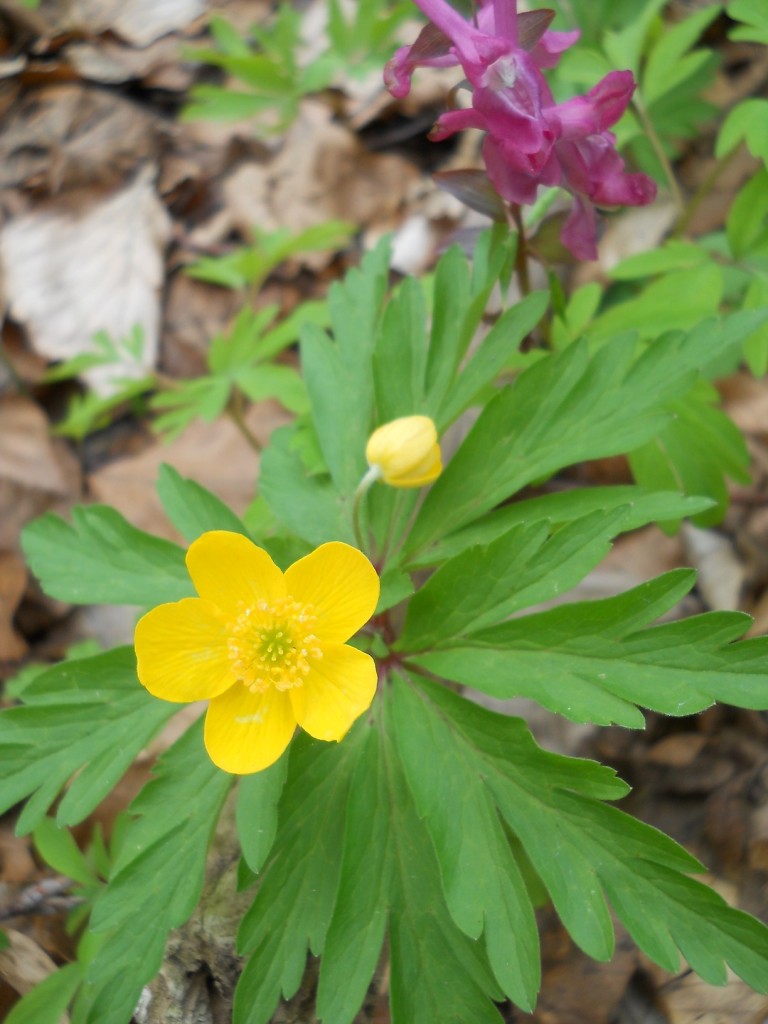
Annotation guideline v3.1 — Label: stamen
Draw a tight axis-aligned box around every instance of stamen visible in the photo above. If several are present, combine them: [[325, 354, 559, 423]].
[[227, 596, 323, 693]]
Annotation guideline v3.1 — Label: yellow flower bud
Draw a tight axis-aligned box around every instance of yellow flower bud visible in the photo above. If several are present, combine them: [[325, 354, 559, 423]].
[[365, 415, 442, 488]]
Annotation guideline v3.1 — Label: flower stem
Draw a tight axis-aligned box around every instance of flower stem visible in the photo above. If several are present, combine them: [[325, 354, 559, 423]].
[[227, 389, 262, 454], [632, 99, 683, 213], [352, 466, 381, 553], [509, 205, 531, 297]]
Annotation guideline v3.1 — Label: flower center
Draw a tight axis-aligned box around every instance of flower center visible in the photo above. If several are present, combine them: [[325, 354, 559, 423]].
[[483, 53, 518, 90], [227, 596, 322, 693]]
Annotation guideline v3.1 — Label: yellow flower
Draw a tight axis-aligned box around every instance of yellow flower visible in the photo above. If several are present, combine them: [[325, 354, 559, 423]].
[[365, 415, 442, 488], [134, 531, 380, 774]]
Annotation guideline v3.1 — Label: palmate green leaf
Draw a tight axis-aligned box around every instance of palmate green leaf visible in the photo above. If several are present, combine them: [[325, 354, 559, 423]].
[[318, 719, 504, 1024], [728, 0, 768, 43], [393, 674, 768, 987], [411, 569, 768, 729], [0, 648, 175, 833], [588, 266, 724, 342], [640, 4, 722, 107], [435, 291, 549, 428], [6, 964, 84, 1024], [234, 730, 365, 1024], [259, 424, 351, 545], [373, 276, 428, 422], [399, 507, 630, 651], [22, 506, 191, 606], [236, 755, 288, 873], [74, 719, 232, 1024], [302, 239, 389, 495], [414, 487, 714, 568], [403, 320, 733, 558], [717, 98, 768, 163], [629, 383, 750, 527], [157, 463, 249, 541], [389, 675, 541, 1010]]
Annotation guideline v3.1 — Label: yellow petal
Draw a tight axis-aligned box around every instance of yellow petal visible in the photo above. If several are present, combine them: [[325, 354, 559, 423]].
[[186, 531, 285, 615], [365, 415, 442, 487], [385, 442, 442, 487], [284, 542, 380, 643], [290, 643, 377, 741], [135, 598, 235, 702], [204, 683, 296, 774]]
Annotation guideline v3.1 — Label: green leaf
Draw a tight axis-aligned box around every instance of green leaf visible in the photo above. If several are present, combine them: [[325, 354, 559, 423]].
[[602, 0, 666, 73], [316, 726, 392, 1024], [0, 648, 175, 832], [716, 98, 768, 163], [234, 731, 364, 1024], [259, 424, 351, 545], [5, 963, 84, 1024], [742, 277, 768, 376], [34, 819, 98, 886], [588, 266, 724, 342], [728, 0, 768, 43], [236, 363, 309, 414], [22, 506, 191, 606], [404, 322, 731, 557], [373, 276, 428, 421], [301, 240, 389, 495], [390, 676, 540, 1009], [411, 569, 768, 728], [641, 4, 722, 107], [436, 291, 549, 427], [77, 719, 232, 1024], [236, 755, 288, 873], [417, 488, 714, 568], [157, 464, 249, 541], [399, 508, 630, 652], [381, 711, 505, 1024], [150, 376, 231, 439], [609, 240, 709, 281], [394, 672, 768, 987], [727, 170, 768, 258], [629, 383, 750, 526]]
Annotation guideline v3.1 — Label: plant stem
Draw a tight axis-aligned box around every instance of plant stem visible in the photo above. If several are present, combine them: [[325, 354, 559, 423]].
[[227, 389, 262, 454], [509, 205, 531, 297], [673, 144, 742, 238], [632, 99, 683, 213], [352, 467, 380, 553]]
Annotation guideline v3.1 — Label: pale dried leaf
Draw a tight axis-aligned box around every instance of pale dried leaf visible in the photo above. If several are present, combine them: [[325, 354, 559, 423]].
[[0, 396, 70, 493], [0, 550, 27, 660], [681, 524, 746, 611], [218, 101, 418, 257], [0, 166, 170, 393], [0, 86, 157, 193], [0, 930, 62, 1003], [88, 400, 290, 539], [48, 0, 207, 46]]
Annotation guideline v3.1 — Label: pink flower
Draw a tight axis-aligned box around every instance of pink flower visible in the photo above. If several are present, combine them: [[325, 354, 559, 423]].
[[385, 0, 657, 260]]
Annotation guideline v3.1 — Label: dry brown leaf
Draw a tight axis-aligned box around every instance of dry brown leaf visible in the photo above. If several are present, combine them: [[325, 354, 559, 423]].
[[65, 36, 197, 90], [681, 523, 746, 611], [0, 85, 158, 193], [215, 101, 419, 259], [21, 0, 206, 47], [0, 929, 63, 1011], [0, 165, 171, 393], [0, 395, 81, 550], [88, 400, 289, 540], [0, 395, 71, 493], [0, 550, 27, 661]]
